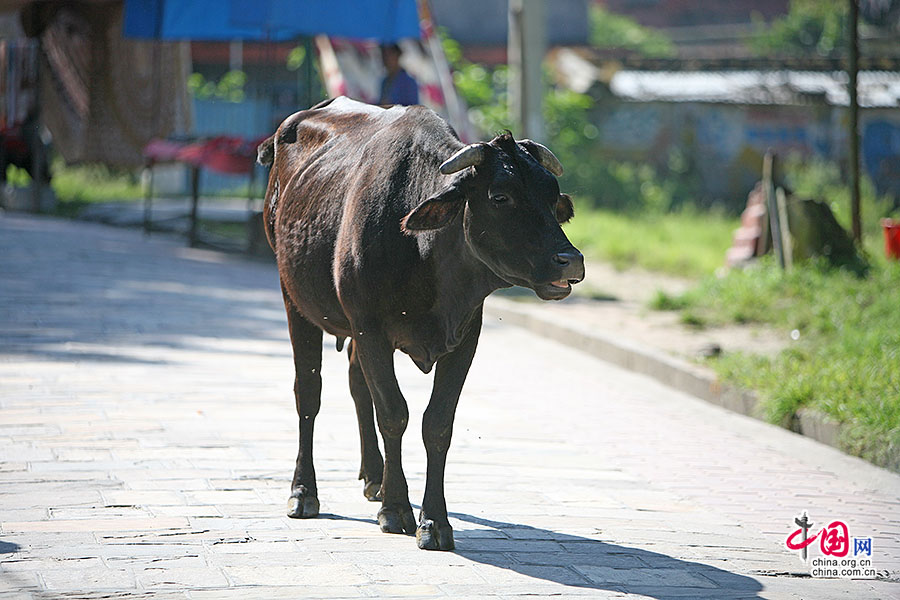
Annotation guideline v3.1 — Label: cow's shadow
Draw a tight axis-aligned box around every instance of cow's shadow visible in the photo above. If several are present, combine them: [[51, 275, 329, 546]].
[[447, 512, 764, 599]]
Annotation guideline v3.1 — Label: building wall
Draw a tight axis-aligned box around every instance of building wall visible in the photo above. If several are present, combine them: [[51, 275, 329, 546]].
[[428, 0, 590, 46], [592, 99, 900, 208], [600, 0, 788, 29]]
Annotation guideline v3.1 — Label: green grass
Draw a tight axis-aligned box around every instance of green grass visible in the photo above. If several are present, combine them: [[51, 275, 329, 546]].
[[564, 205, 738, 278], [663, 257, 900, 470], [50, 161, 144, 204]]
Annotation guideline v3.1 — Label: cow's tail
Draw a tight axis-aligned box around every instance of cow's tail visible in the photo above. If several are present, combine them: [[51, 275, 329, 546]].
[[258, 134, 278, 250], [257, 135, 275, 167]]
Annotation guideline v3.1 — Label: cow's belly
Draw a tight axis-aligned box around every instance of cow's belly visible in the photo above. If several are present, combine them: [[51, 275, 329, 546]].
[[276, 223, 351, 338]]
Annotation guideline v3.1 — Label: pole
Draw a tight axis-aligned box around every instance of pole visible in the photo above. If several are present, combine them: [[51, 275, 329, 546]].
[[508, 0, 546, 140], [30, 39, 44, 213], [188, 166, 200, 247], [304, 36, 314, 109], [848, 0, 861, 244], [764, 151, 785, 270]]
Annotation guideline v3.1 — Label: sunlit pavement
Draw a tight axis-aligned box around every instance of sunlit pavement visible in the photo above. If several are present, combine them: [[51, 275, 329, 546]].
[[1, 213, 899, 600]]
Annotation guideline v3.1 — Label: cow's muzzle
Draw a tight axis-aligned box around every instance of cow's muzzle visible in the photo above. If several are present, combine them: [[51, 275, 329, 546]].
[[534, 250, 585, 300]]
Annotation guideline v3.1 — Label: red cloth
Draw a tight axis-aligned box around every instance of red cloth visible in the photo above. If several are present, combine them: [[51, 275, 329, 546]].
[[143, 138, 187, 163], [143, 135, 267, 175]]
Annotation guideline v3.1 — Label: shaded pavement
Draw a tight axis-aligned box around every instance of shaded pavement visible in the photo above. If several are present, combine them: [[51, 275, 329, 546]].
[[1, 214, 899, 599]]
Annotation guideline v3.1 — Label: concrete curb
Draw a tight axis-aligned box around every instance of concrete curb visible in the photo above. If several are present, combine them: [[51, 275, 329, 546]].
[[483, 296, 857, 461]]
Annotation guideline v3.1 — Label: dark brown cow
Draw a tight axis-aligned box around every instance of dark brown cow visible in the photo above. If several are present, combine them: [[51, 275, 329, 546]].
[[258, 96, 584, 550]]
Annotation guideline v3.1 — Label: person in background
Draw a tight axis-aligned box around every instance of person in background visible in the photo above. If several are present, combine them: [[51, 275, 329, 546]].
[[379, 43, 418, 106]]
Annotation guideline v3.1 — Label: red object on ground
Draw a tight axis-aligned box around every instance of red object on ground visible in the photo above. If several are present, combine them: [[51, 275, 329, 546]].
[[884, 219, 900, 260], [143, 135, 266, 175], [198, 136, 263, 175], [142, 138, 188, 163]]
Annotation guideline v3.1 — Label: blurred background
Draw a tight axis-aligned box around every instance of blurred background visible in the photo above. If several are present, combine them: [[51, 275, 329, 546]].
[[1, 0, 899, 466]]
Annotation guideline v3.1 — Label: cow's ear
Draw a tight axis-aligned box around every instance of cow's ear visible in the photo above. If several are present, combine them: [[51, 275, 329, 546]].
[[401, 186, 465, 232], [556, 193, 574, 224]]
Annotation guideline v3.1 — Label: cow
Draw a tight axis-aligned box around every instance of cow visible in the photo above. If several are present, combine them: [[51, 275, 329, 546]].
[[258, 96, 584, 551]]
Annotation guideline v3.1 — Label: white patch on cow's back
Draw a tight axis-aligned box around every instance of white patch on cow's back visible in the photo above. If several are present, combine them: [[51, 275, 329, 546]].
[[326, 96, 407, 123]]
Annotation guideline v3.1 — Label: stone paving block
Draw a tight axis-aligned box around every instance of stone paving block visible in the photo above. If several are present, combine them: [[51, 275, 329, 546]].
[[470, 562, 592, 586], [40, 566, 137, 591], [95, 543, 205, 561], [207, 540, 297, 554], [573, 565, 719, 588], [1, 517, 189, 533], [867, 580, 900, 600], [357, 564, 488, 585], [187, 586, 366, 599], [330, 549, 477, 567], [209, 550, 332, 568], [358, 584, 442, 597], [183, 491, 262, 505], [507, 551, 647, 569], [437, 582, 624, 597], [136, 566, 230, 589], [2, 488, 103, 509], [106, 553, 208, 570], [223, 564, 369, 587], [48, 506, 152, 520], [102, 490, 187, 506], [0, 555, 104, 571], [148, 505, 223, 518], [452, 539, 565, 554], [127, 479, 212, 491]]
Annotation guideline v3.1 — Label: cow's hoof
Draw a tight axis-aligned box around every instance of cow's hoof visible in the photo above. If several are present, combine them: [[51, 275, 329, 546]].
[[377, 505, 416, 534], [287, 487, 319, 519], [416, 519, 455, 551], [363, 480, 382, 502]]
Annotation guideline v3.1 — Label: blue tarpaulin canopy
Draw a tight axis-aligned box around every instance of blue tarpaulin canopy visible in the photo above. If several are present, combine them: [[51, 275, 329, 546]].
[[123, 0, 420, 41]]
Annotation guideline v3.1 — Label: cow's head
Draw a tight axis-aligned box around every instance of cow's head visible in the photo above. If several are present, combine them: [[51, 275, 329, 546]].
[[402, 132, 584, 300]]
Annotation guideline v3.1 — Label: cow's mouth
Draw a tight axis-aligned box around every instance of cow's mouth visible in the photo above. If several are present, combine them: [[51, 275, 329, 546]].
[[534, 279, 576, 300]]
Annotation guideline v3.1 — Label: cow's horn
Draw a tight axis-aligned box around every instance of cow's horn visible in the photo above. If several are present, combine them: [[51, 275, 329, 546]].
[[520, 139, 564, 176], [440, 144, 485, 174]]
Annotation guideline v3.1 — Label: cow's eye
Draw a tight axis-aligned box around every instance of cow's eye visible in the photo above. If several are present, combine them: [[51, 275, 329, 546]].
[[491, 194, 510, 206]]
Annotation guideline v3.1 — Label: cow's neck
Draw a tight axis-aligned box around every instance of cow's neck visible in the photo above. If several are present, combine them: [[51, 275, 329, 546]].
[[430, 221, 509, 324]]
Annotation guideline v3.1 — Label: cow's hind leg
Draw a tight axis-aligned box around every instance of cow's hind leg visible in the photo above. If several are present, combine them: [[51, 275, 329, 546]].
[[417, 310, 482, 551], [347, 339, 384, 501], [352, 328, 416, 535], [282, 287, 324, 519]]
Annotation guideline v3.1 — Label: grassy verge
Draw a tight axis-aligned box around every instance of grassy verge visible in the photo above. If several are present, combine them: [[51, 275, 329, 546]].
[[655, 257, 900, 470], [564, 205, 738, 278], [48, 161, 144, 217]]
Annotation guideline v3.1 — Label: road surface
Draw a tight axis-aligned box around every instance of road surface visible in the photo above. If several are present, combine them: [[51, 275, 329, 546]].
[[1, 214, 898, 599]]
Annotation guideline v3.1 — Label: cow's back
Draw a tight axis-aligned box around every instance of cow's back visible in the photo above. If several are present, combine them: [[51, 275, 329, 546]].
[[262, 97, 462, 337]]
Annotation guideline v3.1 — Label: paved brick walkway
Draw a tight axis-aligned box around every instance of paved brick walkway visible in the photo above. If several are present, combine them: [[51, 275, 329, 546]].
[[1, 214, 899, 599]]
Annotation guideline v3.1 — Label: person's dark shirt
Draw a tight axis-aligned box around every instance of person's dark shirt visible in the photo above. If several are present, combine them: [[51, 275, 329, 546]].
[[380, 69, 418, 106]]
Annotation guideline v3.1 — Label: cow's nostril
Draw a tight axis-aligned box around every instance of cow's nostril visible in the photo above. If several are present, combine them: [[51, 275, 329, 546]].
[[552, 253, 572, 266]]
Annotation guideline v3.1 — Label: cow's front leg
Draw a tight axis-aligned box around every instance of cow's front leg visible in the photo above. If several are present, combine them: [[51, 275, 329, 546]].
[[353, 328, 416, 535], [418, 310, 482, 551], [282, 286, 324, 519]]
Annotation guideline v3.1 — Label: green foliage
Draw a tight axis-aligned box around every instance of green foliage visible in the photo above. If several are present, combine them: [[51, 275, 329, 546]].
[[750, 0, 849, 57], [5, 165, 31, 187], [444, 28, 698, 213], [188, 70, 247, 102], [51, 159, 143, 205], [665, 257, 900, 470], [286, 45, 307, 71], [784, 155, 899, 259], [562, 206, 738, 278], [650, 289, 690, 311], [786, 154, 897, 219], [589, 5, 676, 57]]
